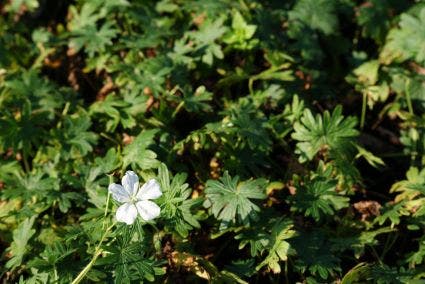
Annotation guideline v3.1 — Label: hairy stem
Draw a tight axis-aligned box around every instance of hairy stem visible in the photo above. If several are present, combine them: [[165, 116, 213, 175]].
[[360, 92, 367, 129], [405, 79, 414, 115], [71, 222, 116, 284]]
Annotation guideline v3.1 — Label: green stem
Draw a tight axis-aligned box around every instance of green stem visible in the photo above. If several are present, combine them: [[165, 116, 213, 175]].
[[62, 102, 70, 116], [56, 102, 70, 129], [381, 233, 398, 260], [379, 152, 412, 158], [100, 133, 120, 145], [53, 265, 58, 283], [238, 0, 250, 11], [71, 249, 103, 284], [172, 101, 185, 118], [284, 260, 289, 284], [360, 92, 367, 129], [248, 78, 254, 94], [405, 79, 414, 115], [102, 191, 111, 230], [22, 150, 30, 173], [71, 222, 116, 284], [369, 245, 383, 265]]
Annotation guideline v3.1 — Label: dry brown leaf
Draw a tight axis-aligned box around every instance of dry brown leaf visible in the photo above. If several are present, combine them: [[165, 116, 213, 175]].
[[354, 200, 382, 221], [122, 133, 134, 145]]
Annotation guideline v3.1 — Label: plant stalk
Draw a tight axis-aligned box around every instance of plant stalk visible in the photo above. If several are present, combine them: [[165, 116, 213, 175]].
[[360, 92, 367, 129], [71, 222, 116, 284], [405, 79, 414, 115]]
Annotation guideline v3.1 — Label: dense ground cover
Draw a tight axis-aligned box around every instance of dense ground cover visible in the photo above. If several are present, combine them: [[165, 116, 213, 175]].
[[1, 0, 425, 283]]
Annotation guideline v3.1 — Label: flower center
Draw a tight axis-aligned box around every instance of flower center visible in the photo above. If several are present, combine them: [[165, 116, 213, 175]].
[[130, 195, 138, 203]]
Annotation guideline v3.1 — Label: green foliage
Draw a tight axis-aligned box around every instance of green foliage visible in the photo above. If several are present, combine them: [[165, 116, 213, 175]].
[[255, 218, 296, 273], [292, 106, 359, 162], [168, 85, 213, 114], [356, 0, 392, 43], [289, 176, 349, 221], [289, 0, 338, 35], [157, 163, 202, 237], [70, 22, 118, 57], [292, 231, 341, 280], [341, 263, 423, 284], [89, 94, 142, 131], [107, 241, 161, 282], [6, 217, 36, 269], [223, 11, 258, 50], [175, 16, 227, 66], [1, 0, 425, 283], [204, 171, 267, 227], [53, 114, 98, 159], [122, 129, 159, 170], [381, 7, 425, 64]]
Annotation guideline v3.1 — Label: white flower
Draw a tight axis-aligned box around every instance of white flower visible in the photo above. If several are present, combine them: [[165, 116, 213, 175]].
[[108, 171, 162, 225]]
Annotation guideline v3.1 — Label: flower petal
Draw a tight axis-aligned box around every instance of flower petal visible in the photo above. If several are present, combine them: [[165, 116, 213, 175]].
[[136, 200, 161, 221], [136, 179, 162, 200], [122, 171, 139, 196], [108, 183, 130, 203], [116, 203, 138, 225]]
